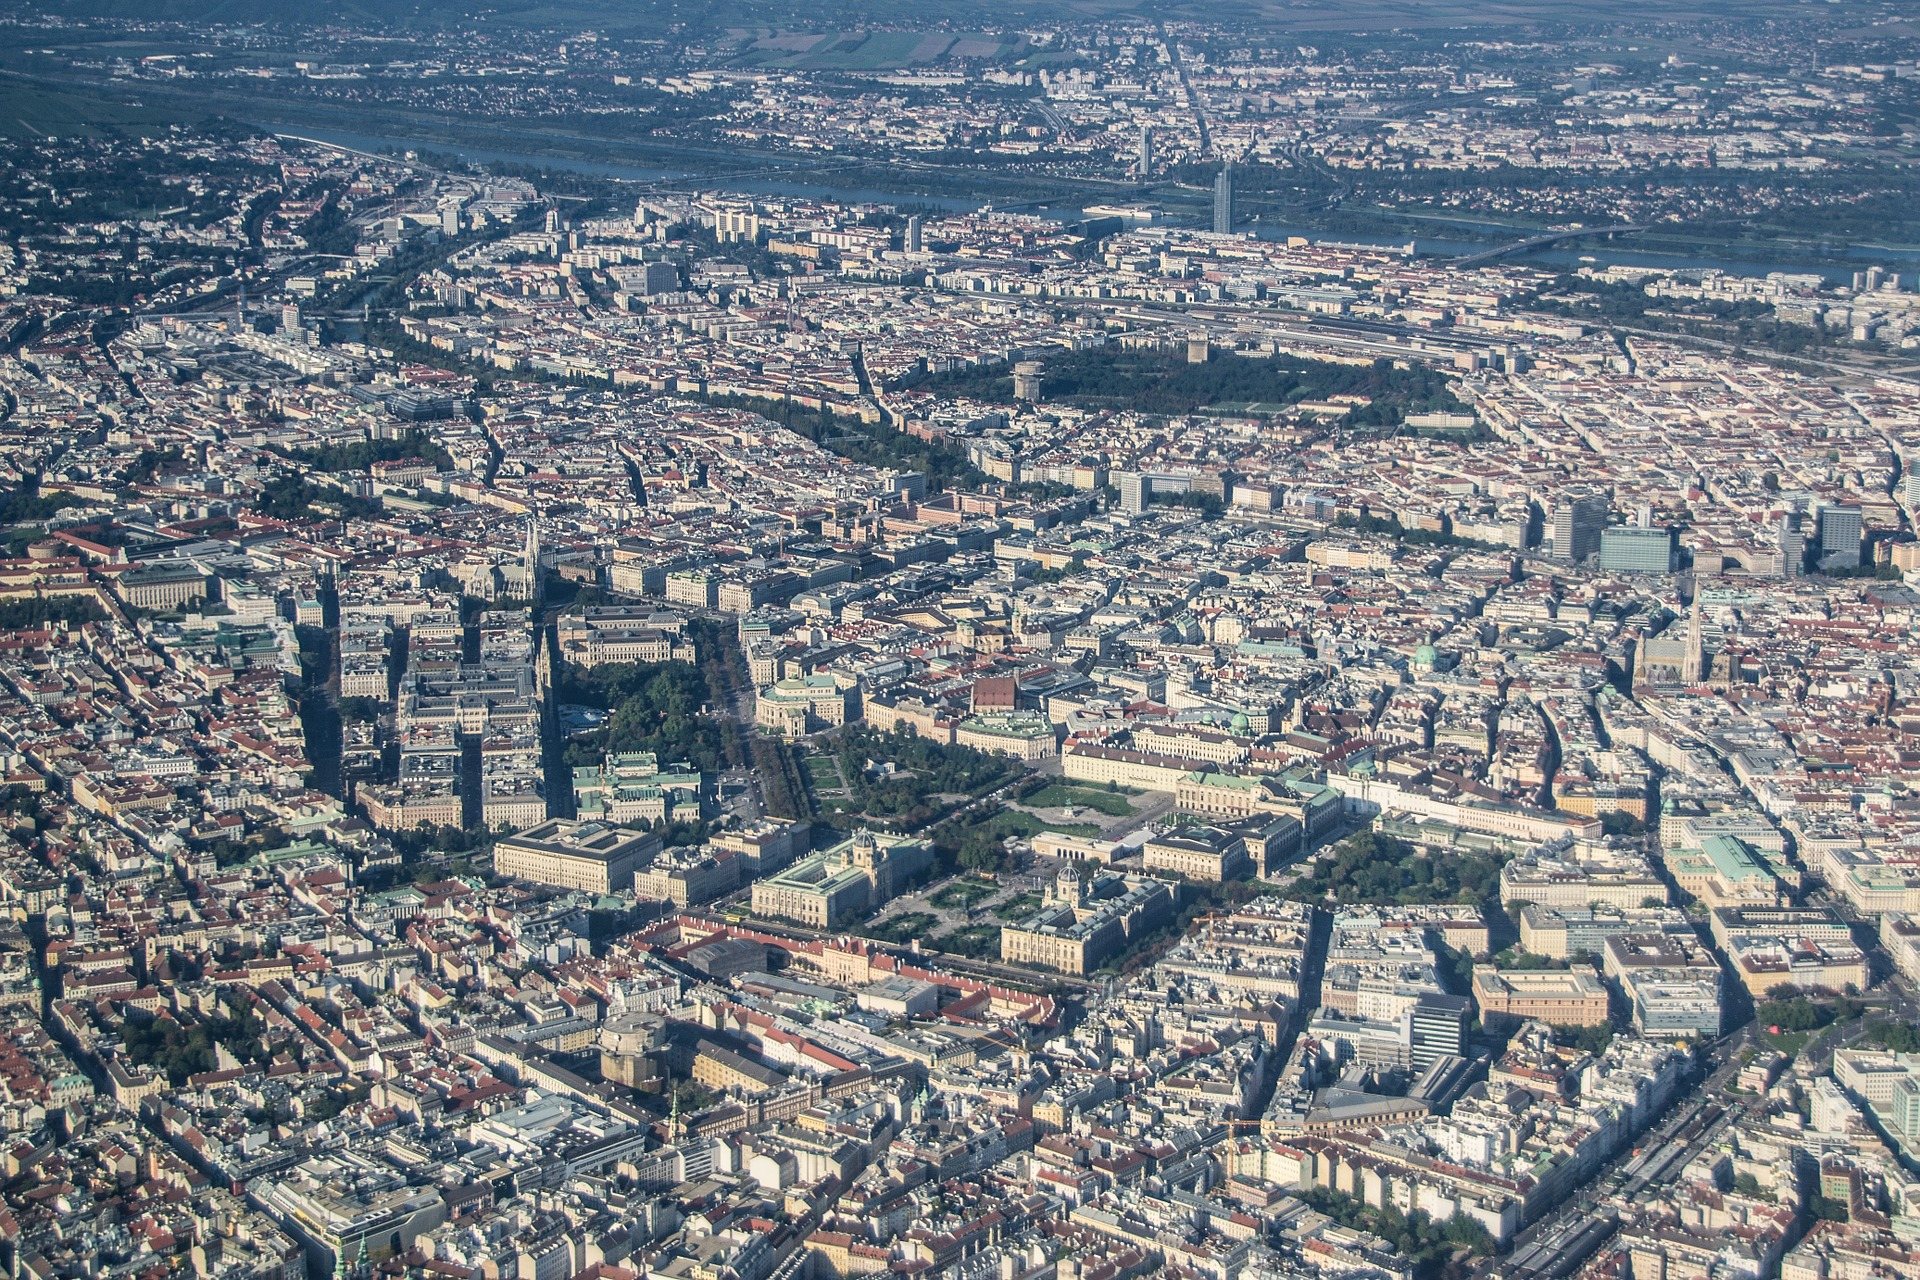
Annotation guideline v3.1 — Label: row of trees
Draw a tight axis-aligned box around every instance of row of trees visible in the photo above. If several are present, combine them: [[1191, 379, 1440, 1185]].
[[683, 618, 813, 823]]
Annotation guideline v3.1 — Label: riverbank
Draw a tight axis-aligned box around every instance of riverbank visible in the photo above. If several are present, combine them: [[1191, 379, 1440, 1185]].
[[257, 119, 1920, 286]]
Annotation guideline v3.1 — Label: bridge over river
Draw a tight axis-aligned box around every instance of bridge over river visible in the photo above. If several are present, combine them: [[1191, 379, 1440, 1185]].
[[1451, 223, 1648, 268]]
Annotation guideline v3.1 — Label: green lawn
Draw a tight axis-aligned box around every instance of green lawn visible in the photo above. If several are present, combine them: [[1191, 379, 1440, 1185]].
[[992, 892, 1044, 921], [934, 925, 1001, 959], [929, 880, 996, 911], [980, 810, 1101, 841], [1023, 784, 1136, 817], [804, 755, 845, 790], [866, 912, 938, 944], [1760, 1028, 1813, 1058]]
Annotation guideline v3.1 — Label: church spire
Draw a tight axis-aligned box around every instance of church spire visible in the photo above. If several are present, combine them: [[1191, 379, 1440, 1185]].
[[523, 518, 542, 603], [1682, 595, 1703, 685]]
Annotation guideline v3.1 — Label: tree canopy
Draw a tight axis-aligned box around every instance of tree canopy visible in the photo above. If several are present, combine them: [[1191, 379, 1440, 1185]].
[[917, 347, 1464, 425], [561, 659, 725, 773], [1285, 830, 1505, 908]]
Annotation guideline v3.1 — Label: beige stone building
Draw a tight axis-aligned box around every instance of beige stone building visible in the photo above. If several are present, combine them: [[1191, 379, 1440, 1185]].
[[756, 674, 855, 737], [492, 818, 661, 893], [1471, 967, 1611, 1027], [1000, 868, 1175, 975], [750, 829, 930, 928], [1141, 825, 1252, 882]]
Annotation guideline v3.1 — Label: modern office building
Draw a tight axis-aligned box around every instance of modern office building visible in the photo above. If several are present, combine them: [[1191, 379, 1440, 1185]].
[[1884, 913, 1920, 986], [1212, 161, 1234, 234], [1776, 516, 1805, 579], [1604, 932, 1723, 1039], [256, 1154, 448, 1277], [632, 259, 676, 295], [1551, 489, 1610, 562], [1626, 979, 1724, 1039], [1598, 524, 1677, 573], [1815, 502, 1864, 570], [1409, 993, 1471, 1068], [1518, 903, 1692, 959], [1883, 1068, 1920, 1147]]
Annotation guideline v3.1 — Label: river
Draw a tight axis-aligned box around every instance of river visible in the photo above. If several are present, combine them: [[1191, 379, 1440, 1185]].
[[289, 126, 1920, 284], [288, 127, 984, 213]]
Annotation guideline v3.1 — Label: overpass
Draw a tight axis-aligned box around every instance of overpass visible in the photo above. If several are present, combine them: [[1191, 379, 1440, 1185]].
[[1451, 223, 1647, 268]]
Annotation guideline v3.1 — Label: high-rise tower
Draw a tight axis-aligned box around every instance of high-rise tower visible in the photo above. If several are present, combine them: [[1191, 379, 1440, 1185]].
[[1212, 161, 1235, 234]]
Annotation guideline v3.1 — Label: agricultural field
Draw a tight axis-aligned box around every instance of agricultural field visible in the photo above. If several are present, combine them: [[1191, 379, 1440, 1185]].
[[0, 80, 191, 139], [732, 28, 1027, 69]]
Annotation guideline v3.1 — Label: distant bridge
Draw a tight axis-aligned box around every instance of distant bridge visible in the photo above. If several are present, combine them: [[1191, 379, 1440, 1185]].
[[1451, 223, 1648, 268]]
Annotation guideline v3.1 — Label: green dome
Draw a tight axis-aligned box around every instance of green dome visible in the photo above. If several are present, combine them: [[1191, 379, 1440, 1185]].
[[1230, 711, 1252, 733], [1413, 643, 1439, 667]]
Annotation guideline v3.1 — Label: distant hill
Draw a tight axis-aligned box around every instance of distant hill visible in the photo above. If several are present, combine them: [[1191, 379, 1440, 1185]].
[[8, 0, 1068, 32], [12, 0, 1831, 37]]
